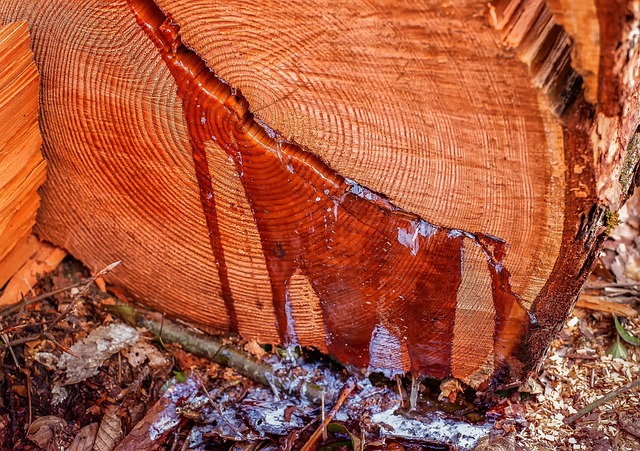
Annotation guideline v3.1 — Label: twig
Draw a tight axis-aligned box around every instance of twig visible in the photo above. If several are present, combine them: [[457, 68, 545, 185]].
[[199, 379, 243, 438], [43, 261, 120, 335], [285, 416, 320, 451], [23, 369, 32, 427], [106, 304, 329, 403], [1, 334, 20, 368], [0, 281, 88, 318], [564, 377, 640, 424], [321, 390, 327, 441], [300, 378, 357, 451], [116, 366, 150, 401], [0, 261, 121, 352], [410, 373, 421, 411], [584, 282, 640, 290], [565, 353, 599, 360], [396, 375, 404, 408], [576, 295, 637, 317]]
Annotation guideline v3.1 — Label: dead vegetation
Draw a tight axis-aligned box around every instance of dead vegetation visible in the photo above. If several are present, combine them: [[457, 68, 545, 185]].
[[0, 259, 490, 450], [1, 193, 640, 450]]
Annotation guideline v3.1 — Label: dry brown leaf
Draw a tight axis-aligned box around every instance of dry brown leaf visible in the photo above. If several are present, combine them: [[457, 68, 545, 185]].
[[114, 376, 200, 450], [438, 377, 463, 403], [519, 377, 544, 395], [619, 414, 640, 439], [11, 384, 27, 397], [26, 415, 66, 449], [473, 434, 517, 451], [121, 341, 168, 369], [57, 323, 139, 385], [95, 276, 107, 293], [94, 405, 123, 451], [244, 340, 267, 359], [68, 422, 98, 451]]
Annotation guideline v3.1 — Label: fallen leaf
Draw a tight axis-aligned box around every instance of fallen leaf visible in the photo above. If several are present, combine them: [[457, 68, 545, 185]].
[[122, 341, 168, 369], [94, 405, 123, 451], [27, 415, 66, 449], [327, 423, 363, 451], [11, 384, 27, 397], [57, 323, 139, 385], [68, 422, 99, 451], [607, 338, 628, 359], [439, 377, 463, 403], [619, 414, 640, 438], [244, 340, 267, 359]]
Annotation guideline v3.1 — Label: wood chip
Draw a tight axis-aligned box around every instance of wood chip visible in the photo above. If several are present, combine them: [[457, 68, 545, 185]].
[[576, 295, 637, 317], [0, 242, 66, 306]]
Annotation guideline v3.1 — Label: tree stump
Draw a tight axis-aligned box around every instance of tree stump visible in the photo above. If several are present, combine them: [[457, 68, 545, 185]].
[[1, 0, 639, 389]]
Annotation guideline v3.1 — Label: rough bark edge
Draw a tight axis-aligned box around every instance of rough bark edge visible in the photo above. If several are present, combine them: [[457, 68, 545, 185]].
[[489, 0, 640, 387]]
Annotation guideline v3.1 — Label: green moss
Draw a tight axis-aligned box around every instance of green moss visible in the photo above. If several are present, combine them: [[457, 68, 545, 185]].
[[604, 209, 621, 235]]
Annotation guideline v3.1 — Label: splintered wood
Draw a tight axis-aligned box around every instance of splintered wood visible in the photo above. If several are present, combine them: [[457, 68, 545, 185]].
[[0, 20, 45, 287]]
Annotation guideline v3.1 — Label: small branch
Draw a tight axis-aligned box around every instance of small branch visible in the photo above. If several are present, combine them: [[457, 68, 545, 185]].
[[199, 378, 243, 438], [44, 261, 120, 334], [576, 295, 637, 317], [300, 378, 357, 451], [564, 377, 640, 424], [0, 261, 121, 352], [0, 281, 87, 318], [585, 282, 640, 289], [105, 303, 331, 403]]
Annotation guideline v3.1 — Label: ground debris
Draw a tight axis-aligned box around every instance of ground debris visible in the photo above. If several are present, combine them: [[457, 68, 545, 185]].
[[4, 209, 640, 451], [501, 190, 640, 450], [619, 413, 640, 439], [68, 422, 99, 451], [26, 415, 67, 449], [55, 323, 139, 386], [1, 259, 492, 450], [95, 405, 124, 451]]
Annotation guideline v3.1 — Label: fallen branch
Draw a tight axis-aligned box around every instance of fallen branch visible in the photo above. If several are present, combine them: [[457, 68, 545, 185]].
[[564, 377, 640, 424], [105, 303, 331, 403], [300, 378, 357, 451]]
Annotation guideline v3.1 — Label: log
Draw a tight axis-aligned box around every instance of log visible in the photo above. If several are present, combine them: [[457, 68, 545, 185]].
[[1, 0, 639, 389], [0, 20, 45, 288]]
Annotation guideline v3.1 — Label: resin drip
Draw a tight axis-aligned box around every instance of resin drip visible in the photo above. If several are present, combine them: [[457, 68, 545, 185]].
[[127, 0, 529, 380]]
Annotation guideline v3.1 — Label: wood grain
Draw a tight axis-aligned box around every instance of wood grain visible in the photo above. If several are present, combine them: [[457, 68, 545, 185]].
[[153, 0, 566, 308], [0, 0, 639, 388], [0, 20, 45, 282]]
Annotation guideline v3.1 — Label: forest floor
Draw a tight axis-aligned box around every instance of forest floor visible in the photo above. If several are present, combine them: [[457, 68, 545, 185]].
[[1, 197, 640, 450]]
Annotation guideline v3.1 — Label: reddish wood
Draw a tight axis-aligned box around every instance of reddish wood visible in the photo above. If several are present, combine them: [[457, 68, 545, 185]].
[[0, 20, 45, 287], [1, 0, 639, 389]]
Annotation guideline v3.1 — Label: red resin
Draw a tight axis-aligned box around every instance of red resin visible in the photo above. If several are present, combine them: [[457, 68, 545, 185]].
[[127, 0, 528, 379]]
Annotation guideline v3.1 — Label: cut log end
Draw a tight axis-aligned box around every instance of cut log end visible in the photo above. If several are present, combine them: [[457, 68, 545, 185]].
[[1, 0, 639, 389]]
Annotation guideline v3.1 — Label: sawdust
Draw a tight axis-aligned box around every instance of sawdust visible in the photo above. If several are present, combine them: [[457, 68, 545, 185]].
[[502, 191, 640, 450]]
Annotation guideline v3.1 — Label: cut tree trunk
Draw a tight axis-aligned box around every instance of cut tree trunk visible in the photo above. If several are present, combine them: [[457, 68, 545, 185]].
[[1, 0, 639, 389]]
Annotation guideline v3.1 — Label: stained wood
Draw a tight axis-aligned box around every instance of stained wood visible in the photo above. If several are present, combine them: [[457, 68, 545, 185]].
[[0, 20, 45, 286], [0, 0, 638, 388]]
